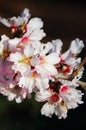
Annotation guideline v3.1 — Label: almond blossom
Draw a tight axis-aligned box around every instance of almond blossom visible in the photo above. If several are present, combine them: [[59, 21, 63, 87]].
[[53, 39, 84, 75], [35, 85, 83, 119], [60, 39, 84, 75], [0, 82, 30, 103], [0, 8, 85, 119], [0, 8, 30, 29], [35, 42, 60, 78], [18, 70, 49, 93], [20, 17, 46, 43], [8, 52, 31, 75]]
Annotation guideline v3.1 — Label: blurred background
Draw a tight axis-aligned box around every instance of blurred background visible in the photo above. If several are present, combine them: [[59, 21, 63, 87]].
[[0, 0, 86, 130]]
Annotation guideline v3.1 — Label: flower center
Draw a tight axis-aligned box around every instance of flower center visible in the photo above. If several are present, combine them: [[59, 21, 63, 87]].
[[62, 65, 70, 73], [39, 56, 46, 64], [31, 71, 38, 78], [21, 36, 29, 43], [50, 93, 59, 103], [18, 55, 31, 65], [61, 86, 68, 93], [3, 49, 10, 58]]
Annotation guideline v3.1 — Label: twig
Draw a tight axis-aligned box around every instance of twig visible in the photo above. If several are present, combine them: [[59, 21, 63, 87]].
[[56, 74, 86, 90], [77, 81, 86, 91], [71, 56, 86, 77], [55, 56, 86, 90]]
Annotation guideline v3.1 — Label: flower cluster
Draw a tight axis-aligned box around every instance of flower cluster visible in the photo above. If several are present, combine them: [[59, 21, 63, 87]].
[[0, 8, 85, 119]]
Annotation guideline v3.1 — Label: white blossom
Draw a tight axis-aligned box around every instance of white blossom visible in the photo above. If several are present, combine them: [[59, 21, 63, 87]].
[[0, 8, 85, 119], [20, 17, 46, 43], [8, 52, 31, 74], [35, 42, 60, 77], [0, 82, 29, 103], [36, 85, 83, 119], [18, 70, 49, 93], [52, 39, 63, 55], [0, 8, 30, 27], [69, 38, 84, 55]]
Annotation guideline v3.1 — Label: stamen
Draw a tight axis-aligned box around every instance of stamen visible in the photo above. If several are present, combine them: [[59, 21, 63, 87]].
[[50, 93, 59, 103]]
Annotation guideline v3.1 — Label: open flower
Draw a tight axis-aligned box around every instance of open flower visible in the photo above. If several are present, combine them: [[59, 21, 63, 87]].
[[59, 85, 83, 109], [60, 39, 84, 75], [0, 58, 29, 103], [20, 17, 46, 44], [35, 42, 60, 78], [35, 89, 67, 119], [0, 82, 29, 103], [18, 70, 49, 93], [8, 52, 31, 75], [0, 34, 21, 58], [35, 84, 83, 119], [0, 8, 30, 28]]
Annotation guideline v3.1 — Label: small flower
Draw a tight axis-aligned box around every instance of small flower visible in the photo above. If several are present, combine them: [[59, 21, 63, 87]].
[[35, 42, 60, 78], [54, 39, 84, 76], [20, 17, 46, 43], [0, 83, 29, 103], [69, 38, 84, 55], [0, 8, 30, 27], [52, 39, 63, 55], [35, 83, 83, 119], [18, 70, 49, 93], [8, 52, 31, 75], [35, 89, 67, 119], [60, 85, 83, 109]]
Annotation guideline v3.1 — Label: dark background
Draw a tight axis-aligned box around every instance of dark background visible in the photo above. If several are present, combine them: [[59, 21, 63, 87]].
[[0, 0, 86, 130]]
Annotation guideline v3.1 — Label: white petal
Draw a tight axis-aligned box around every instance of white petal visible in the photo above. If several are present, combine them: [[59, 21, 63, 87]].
[[35, 90, 51, 102], [29, 29, 46, 41], [0, 17, 11, 27], [28, 17, 43, 30], [1, 34, 9, 41], [15, 96, 22, 103], [44, 64, 58, 75], [40, 42, 53, 56], [8, 93, 16, 101], [55, 104, 67, 119], [36, 65, 50, 76], [41, 102, 55, 117], [35, 77, 49, 90], [21, 8, 30, 22], [9, 38, 20, 47], [9, 83, 15, 88], [45, 53, 60, 64], [70, 38, 84, 54], [52, 39, 63, 55], [8, 52, 22, 63], [24, 45, 34, 57], [19, 77, 34, 93]]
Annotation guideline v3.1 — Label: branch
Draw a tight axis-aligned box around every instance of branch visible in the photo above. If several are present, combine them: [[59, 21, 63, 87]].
[[56, 74, 86, 90], [71, 56, 86, 77], [77, 81, 86, 91]]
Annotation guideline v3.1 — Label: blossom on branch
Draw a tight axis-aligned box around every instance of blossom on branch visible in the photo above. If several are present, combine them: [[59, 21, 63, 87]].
[[0, 8, 86, 119]]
